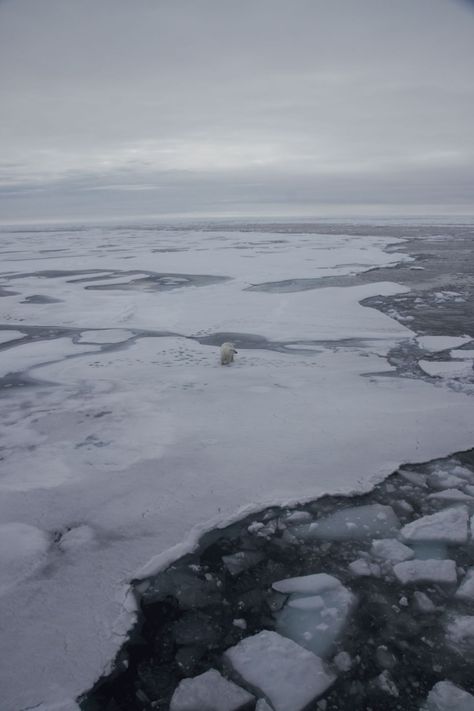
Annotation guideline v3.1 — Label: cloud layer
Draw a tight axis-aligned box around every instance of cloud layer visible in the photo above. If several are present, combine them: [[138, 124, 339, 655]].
[[1, 0, 473, 220]]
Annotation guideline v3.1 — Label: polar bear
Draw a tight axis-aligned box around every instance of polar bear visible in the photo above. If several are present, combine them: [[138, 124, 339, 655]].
[[220, 342, 238, 365]]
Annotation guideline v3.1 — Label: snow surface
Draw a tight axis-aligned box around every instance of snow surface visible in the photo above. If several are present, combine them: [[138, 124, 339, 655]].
[[422, 681, 474, 711], [0, 329, 24, 345], [1, 225, 474, 709], [370, 538, 414, 563], [169, 668, 254, 711], [223, 630, 335, 711], [0, 522, 50, 596]]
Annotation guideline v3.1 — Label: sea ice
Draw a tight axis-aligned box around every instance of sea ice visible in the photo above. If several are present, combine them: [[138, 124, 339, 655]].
[[169, 668, 254, 711], [445, 615, 474, 656], [77, 329, 135, 344], [456, 568, 474, 602], [400, 506, 469, 544], [0, 330, 24, 345], [418, 360, 474, 379], [222, 551, 264, 576], [413, 591, 436, 613], [422, 681, 474, 711], [292, 504, 400, 542], [0, 522, 50, 595], [273, 574, 355, 656], [255, 700, 274, 711], [428, 489, 474, 502], [393, 559, 457, 585], [224, 630, 336, 711], [428, 471, 468, 490], [450, 350, 474, 361], [398, 469, 428, 487], [58, 525, 96, 552], [348, 558, 381, 577], [416, 335, 472, 353], [370, 538, 414, 563]]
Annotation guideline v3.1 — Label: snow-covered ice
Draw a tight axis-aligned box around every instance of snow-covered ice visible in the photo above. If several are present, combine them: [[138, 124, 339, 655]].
[[223, 630, 336, 711], [445, 615, 474, 656], [400, 506, 469, 544], [422, 681, 474, 711], [455, 568, 474, 601], [419, 360, 474, 379], [0, 522, 50, 595], [169, 668, 254, 711], [1, 225, 474, 709], [416, 336, 472, 352]]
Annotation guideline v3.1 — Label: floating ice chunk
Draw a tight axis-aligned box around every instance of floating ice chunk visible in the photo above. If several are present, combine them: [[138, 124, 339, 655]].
[[456, 568, 474, 602], [416, 335, 471, 352], [393, 559, 457, 585], [169, 668, 254, 711], [429, 471, 470, 490], [413, 591, 436, 613], [292, 504, 400, 542], [428, 489, 474, 502], [419, 360, 474, 378], [222, 551, 264, 576], [284, 511, 313, 525], [77, 329, 134, 344], [371, 538, 414, 563], [333, 651, 352, 672], [348, 558, 381, 577], [256, 700, 274, 711], [233, 618, 247, 630], [399, 470, 427, 487], [450, 465, 474, 482], [0, 522, 50, 595], [422, 681, 474, 711], [400, 506, 468, 545], [450, 350, 474, 361], [224, 630, 335, 711], [445, 615, 474, 656], [273, 573, 342, 596], [59, 525, 96, 552], [373, 670, 399, 697], [274, 575, 355, 656]]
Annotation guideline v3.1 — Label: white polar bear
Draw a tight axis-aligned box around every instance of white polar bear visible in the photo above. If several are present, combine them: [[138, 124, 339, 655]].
[[220, 342, 238, 365]]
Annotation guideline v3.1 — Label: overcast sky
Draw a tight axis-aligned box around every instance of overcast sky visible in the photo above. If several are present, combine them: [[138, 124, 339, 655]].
[[1, 0, 473, 222]]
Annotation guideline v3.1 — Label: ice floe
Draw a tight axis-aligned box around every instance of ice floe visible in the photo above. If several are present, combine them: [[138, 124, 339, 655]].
[[0, 522, 50, 595], [400, 506, 469, 544], [292, 504, 400, 542], [273, 574, 355, 656], [422, 681, 474, 711], [393, 559, 457, 585], [169, 668, 254, 711], [419, 360, 474, 379], [224, 630, 335, 711], [456, 568, 474, 601], [416, 335, 472, 352]]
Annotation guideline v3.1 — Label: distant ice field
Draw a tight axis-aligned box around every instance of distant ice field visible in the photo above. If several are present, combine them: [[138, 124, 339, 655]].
[[0, 221, 473, 710]]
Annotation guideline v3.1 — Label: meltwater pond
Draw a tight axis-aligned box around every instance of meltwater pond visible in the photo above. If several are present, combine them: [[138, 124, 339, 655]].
[[82, 449, 474, 711]]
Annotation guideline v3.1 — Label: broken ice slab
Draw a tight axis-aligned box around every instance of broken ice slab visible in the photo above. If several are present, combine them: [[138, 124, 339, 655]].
[[393, 559, 457, 585], [348, 558, 381, 578], [421, 680, 474, 711], [400, 506, 469, 545], [138, 567, 222, 609], [413, 590, 436, 613], [370, 538, 414, 563], [428, 489, 474, 502], [291, 504, 400, 541], [456, 568, 474, 602], [445, 615, 474, 657], [428, 471, 469, 490], [169, 668, 255, 711], [272, 573, 355, 657], [398, 469, 427, 487], [256, 700, 274, 711], [223, 630, 335, 711], [222, 550, 264, 576]]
